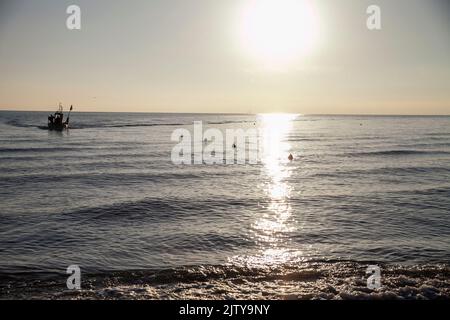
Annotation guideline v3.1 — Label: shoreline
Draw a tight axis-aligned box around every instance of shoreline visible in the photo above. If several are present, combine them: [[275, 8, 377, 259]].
[[1, 261, 449, 300]]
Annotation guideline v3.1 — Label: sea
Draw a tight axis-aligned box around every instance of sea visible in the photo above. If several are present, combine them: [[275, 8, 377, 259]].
[[0, 111, 449, 299]]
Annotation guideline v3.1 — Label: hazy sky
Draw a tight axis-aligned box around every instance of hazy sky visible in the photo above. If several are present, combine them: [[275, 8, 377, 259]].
[[0, 0, 449, 114]]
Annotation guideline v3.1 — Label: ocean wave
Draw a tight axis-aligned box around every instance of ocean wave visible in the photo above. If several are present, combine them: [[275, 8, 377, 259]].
[[0, 261, 448, 299], [58, 196, 259, 223], [8, 119, 255, 130], [94, 123, 186, 129], [0, 171, 210, 188], [403, 186, 450, 197], [5, 120, 37, 128], [207, 120, 255, 125], [33, 123, 187, 130], [343, 150, 450, 157], [0, 146, 137, 153], [310, 166, 450, 178], [425, 132, 450, 137]]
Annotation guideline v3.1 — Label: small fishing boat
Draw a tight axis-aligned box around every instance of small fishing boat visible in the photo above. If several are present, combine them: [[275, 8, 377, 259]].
[[48, 103, 73, 131]]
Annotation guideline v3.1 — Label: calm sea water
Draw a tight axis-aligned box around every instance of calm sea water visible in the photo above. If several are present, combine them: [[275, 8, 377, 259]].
[[0, 111, 449, 299]]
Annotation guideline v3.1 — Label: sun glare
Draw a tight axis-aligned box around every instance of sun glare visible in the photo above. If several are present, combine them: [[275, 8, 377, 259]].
[[239, 0, 319, 69]]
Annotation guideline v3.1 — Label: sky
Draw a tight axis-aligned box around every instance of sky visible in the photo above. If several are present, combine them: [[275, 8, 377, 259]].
[[0, 0, 449, 114]]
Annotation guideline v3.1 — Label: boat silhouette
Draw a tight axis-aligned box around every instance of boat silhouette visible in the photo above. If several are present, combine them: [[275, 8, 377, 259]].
[[48, 103, 73, 131]]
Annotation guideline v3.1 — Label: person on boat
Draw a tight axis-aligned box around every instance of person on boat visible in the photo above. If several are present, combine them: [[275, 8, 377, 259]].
[[48, 114, 55, 125], [55, 113, 62, 126]]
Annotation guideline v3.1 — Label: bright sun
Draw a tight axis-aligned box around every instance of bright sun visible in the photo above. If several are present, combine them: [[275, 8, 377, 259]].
[[239, 0, 319, 68]]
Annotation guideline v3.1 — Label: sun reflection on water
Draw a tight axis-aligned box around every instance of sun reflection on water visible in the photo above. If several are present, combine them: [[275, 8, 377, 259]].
[[230, 113, 303, 267]]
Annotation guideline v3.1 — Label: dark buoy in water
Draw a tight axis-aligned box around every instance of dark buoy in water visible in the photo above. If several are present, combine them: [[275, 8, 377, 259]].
[[288, 153, 293, 161], [232, 143, 237, 149]]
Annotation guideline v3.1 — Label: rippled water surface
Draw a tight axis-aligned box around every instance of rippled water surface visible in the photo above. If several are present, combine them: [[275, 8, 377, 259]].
[[1, 112, 449, 286]]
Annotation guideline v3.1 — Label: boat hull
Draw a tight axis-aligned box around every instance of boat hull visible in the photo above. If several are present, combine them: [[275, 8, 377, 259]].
[[48, 123, 69, 131]]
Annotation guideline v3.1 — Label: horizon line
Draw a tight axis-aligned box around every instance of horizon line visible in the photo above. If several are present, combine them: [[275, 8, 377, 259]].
[[0, 109, 449, 117]]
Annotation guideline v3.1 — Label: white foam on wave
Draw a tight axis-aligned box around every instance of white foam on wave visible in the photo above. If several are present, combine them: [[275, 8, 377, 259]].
[[2, 262, 448, 300]]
